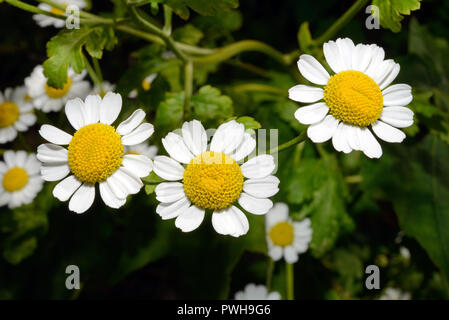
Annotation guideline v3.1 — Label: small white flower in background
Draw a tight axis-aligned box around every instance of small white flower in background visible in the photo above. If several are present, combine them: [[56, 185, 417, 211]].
[[91, 81, 116, 98], [125, 143, 158, 159], [289, 37, 414, 159], [153, 119, 279, 237], [0, 87, 37, 144], [400, 246, 411, 260], [379, 288, 411, 300], [0, 151, 43, 209], [33, 0, 87, 28], [266, 203, 312, 264], [25, 65, 90, 113], [141, 73, 158, 91], [37, 93, 154, 214], [234, 283, 281, 300]]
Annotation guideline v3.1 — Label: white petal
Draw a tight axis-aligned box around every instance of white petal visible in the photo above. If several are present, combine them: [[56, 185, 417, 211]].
[[53, 175, 81, 201], [238, 192, 273, 215], [110, 167, 143, 195], [284, 246, 299, 264], [357, 127, 382, 159], [181, 119, 207, 156], [175, 205, 205, 232], [24, 154, 41, 175], [382, 84, 413, 107], [268, 246, 283, 261], [288, 85, 324, 103], [116, 109, 146, 136], [81, 94, 101, 125], [243, 176, 280, 198], [41, 163, 70, 181], [364, 44, 386, 78], [323, 40, 345, 73], [99, 181, 126, 209], [210, 120, 245, 154], [68, 183, 95, 214], [155, 182, 185, 203], [266, 202, 289, 229], [332, 122, 352, 153], [99, 92, 122, 125], [121, 123, 154, 146], [212, 206, 249, 237], [241, 155, 275, 179], [297, 54, 330, 85], [307, 115, 339, 143], [162, 132, 194, 164], [379, 63, 400, 90], [122, 154, 153, 178], [39, 125, 72, 145], [0, 193, 12, 207], [19, 113, 36, 126], [351, 44, 372, 72], [294, 102, 329, 125], [14, 150, 27, 167], [380, 106, 414, 128], [231, 133, 256, 162], [371, 120, 406, 143], [3, 150, 16, 167], [65, 97, 85, 130], [37, 144, 68, 163], [153, 156, 184, 181], [0, 127, 17, 144], [156, 196, 190, 220], [335, 37, 355, 70], [345, 125, 362, 151], [106, 174, 128, 199], [371, 59, 396, 86]]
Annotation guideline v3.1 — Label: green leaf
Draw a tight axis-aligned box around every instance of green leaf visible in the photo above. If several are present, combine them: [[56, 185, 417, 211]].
[[286, 156, 352, 257], [172, 24, 204, 45], [166, 0, 239, 20], [155, 92, 184, 132], [192, 85, 234, 126], [297, 22, 314, 53], [361, 136, 449, 286], [372, 0, 422, 33], [235, 116, 261, 130], [43, 26, 116, 88]]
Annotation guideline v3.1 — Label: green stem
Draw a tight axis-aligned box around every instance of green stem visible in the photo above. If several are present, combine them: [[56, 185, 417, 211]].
[[315, 0, 369, 44], [345, 175, 363, 184], [92, 58, 104, 91], [286, 262, 294, 300], [130, 6, 189, 62], [193, 40, 289, 66], [162, 5, 172, 35], [184, 60, 193, 120], [232, 83, 286, 96], [18, 132, 31, 152], [6, 0, 65, 19], [270, 131, 307, 154], [266, 258, 275, 290], [83, 56, 102, 89]]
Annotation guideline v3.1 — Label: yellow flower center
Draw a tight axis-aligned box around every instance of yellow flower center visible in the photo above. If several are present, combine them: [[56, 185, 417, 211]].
[[3, 167, 29, 192], [183, 152, 243, 210], [269, 221, 294, 247], [323, 70, 383, 127], [141, 79, 152, 91], [68, 123, 124, 184], [0, 101, 20, 128], [49, 6, 65, 15], [45, 77, 72, 99]]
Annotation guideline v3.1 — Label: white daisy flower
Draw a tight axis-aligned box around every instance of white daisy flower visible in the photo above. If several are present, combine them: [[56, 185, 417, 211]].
[[265, 203, 312, 264], [25, 65, 90, 113], [92, 81, 116, 98], [33, 0, 87, 28], [125, 143, 158, 159], [379, 288, 411, 300], [0, 151, 43, 209], [289, 38, 414, 159], [234, 283, 281, 300], [0, 87, 37, 144], [37, 93, 154, 214], [153, 119, 279, 237]]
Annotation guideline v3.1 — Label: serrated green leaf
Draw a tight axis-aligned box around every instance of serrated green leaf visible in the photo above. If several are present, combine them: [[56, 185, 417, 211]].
[[155, 92, 184, 131], [166, 0, 239, 20], [173, 24, 204, 45], [235, 116, 261, 130], [191, 85, 233, 126], [297, 22, 313, 53], [372, 0, 422, 33]]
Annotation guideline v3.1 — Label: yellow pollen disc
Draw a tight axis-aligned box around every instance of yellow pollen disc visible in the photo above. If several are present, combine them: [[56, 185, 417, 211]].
[[3, 167, 29, 192], [323, 70, 383, 127], [269, 221, 294, 247], [141, 79, 151, 91], [183, 151, 244, 210], [68, 123, 124, 184], [45, 77, 72, 99], [0, 101, 20, 128]]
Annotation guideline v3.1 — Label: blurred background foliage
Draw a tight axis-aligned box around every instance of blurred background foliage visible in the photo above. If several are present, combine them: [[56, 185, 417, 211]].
[[0, 0, 449, 299]]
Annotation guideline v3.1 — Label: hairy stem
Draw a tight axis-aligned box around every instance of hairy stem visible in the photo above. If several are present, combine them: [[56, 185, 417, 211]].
[[184, 60, 193, 120], [270, 131, 307, 154]]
